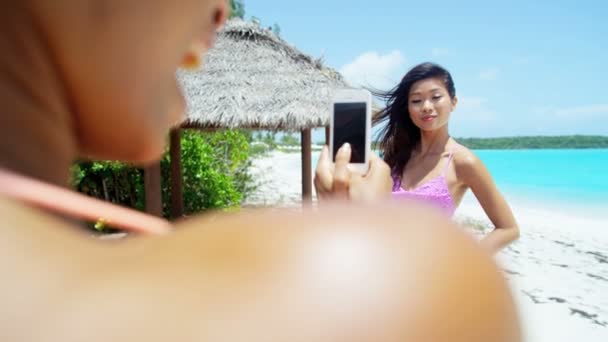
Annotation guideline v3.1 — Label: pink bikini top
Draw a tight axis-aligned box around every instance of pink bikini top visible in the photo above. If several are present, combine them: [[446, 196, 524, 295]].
[[0, 167, 170, 235], [392, 150, 456, 216]]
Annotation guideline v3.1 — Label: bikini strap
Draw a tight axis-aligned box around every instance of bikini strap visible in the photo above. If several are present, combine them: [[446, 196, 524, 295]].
[[0, 167, 171, 235], [442, 149, 456, 176]]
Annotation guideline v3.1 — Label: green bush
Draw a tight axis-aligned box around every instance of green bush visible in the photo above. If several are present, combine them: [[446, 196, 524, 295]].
[[250, 141, 272, 156], [71, 161, 145, 211], [71, 129, 256, 222], [162, 129, 254, 216], [280, 133, 299, 146]]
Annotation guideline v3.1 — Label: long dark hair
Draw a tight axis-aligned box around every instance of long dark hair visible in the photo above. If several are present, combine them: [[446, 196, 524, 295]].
[[372, 62, 456, 178]]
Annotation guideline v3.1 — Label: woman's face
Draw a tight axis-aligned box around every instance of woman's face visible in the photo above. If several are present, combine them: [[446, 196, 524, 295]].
[[407, 78, 457, 132], [32, 0, 227, 163]]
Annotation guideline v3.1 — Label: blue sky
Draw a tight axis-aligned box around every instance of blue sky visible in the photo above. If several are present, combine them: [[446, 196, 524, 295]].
[[244, 0, 608, 140]]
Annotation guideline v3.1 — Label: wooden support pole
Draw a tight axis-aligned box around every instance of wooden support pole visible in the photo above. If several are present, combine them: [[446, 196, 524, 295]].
[[144, 162, 163, 217], [301, 128, 312, 204], [170, 128, 184, 218]]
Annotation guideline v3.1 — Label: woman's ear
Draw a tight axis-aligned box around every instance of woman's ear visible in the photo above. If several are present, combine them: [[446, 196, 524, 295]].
[[451, 96, 458, 110]]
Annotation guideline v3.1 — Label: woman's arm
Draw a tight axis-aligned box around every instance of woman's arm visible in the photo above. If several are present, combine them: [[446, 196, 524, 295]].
[[454, 151, 520, 253]]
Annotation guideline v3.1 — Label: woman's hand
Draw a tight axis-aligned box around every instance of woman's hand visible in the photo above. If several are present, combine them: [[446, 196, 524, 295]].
[[314, 143, 393, 202]]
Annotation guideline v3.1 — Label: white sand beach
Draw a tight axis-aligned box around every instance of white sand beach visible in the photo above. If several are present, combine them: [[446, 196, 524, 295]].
[[245, 151, 608, 342]]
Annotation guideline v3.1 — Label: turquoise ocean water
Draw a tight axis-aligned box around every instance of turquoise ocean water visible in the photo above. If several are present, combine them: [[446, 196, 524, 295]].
[[473, 149, 608, 217], [311, 149, 608, 217], [474, 149, 606, 201]]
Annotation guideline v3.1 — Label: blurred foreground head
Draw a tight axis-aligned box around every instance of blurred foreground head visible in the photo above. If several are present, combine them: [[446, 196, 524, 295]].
[[0, 0, 520, 340], [5, 201, 520, 341], [168, 202, 522, 341], [0, 0, 227, 179]]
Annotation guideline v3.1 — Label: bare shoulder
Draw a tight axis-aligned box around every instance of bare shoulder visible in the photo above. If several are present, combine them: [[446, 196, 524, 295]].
[[0, 195, 99, 255], [449, 143, 488, 182]]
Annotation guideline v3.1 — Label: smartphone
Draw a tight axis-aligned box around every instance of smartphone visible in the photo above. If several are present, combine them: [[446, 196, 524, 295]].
[[330, 88, 372, 174]]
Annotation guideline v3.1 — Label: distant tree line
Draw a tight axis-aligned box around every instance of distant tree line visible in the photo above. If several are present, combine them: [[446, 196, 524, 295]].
[[455, 135, 608, 149], [370, 135, 608, 150]]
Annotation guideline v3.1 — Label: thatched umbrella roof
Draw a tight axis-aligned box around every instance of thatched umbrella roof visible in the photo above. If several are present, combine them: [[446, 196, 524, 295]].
[[178, 19, 348, 132]]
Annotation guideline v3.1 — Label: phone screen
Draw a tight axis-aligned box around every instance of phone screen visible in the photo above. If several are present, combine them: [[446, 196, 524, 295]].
[[333, 102, 367, 163]]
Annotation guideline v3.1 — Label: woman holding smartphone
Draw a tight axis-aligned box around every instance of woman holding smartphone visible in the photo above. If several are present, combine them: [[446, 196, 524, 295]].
[[373, 62, 520, 253], [0, 1, 520, 340]]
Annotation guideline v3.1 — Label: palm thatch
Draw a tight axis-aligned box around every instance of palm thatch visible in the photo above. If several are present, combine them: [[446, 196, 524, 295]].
[[178, 19, 348, 132]]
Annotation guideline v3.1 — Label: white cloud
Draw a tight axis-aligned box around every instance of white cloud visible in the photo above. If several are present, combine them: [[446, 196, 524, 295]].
[[512, 56, 531, 65], [524, 104, 608, 136], [532, 104, 608, 120], [339, 50, 406, 90], [478, 67, 500, 81], [454, 96, 497, 122], [431, 48, 451, 58], [553, 104, 608, 119], [458, 96, 488, 109], [449, 96, 501, 137]]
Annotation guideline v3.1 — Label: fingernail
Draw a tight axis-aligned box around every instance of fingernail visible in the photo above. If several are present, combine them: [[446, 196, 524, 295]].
[[339, 143, 351, 155]]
